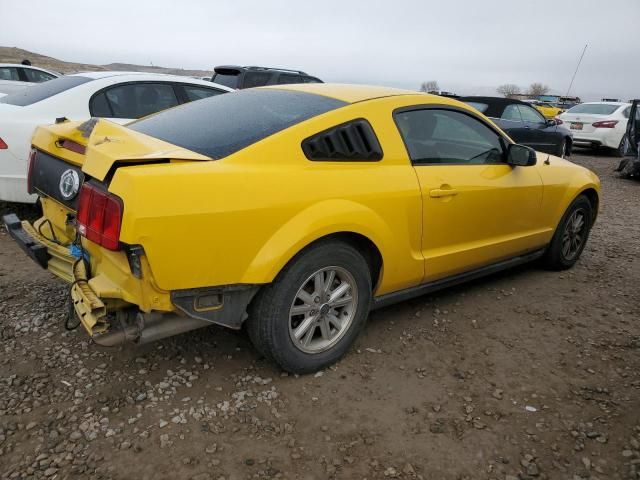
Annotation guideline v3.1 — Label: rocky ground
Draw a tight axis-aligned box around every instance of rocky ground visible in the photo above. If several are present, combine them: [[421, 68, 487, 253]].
[[0, 151, 639, 480]]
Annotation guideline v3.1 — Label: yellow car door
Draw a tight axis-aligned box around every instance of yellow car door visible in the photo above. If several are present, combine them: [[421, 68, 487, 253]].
[[395, 107, 545, 282]]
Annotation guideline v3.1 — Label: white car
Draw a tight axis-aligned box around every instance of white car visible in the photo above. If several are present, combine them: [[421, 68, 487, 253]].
[[0, 64, 59, 95], [557, 102, 632, 156], [0, 71, 232, 203]]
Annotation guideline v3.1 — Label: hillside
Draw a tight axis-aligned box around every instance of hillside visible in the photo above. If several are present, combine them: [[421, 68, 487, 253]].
[[0, 47, 213, 78]]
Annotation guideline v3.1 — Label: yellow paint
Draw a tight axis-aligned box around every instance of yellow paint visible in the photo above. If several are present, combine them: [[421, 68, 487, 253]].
[[26, 84, 599, 319]]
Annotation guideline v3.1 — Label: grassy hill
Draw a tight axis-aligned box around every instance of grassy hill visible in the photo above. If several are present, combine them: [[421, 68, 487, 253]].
[[0, 46, 213, 78]]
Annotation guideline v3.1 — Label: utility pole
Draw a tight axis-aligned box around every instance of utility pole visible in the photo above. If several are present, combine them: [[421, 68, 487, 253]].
[[565, 44, 588, 98]]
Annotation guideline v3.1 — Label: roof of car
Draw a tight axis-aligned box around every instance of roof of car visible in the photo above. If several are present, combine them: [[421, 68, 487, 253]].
[[579, 101, 629, 106], [458, 96, 530, 106], [68, 71, 199, 80], [264, 83, 420, 103], [0, 64, 59, 75]]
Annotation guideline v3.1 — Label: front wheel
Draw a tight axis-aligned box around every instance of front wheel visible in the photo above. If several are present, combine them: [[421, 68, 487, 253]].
[[246, 241, 372, 374], [543, 195, 593, 270]]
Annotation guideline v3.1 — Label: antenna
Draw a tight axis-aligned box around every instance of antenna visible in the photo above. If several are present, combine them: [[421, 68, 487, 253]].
[[565, 44, 588, 98]]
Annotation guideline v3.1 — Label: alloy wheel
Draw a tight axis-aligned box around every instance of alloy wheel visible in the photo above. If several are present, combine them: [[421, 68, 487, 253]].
[[561, 208, 587, 261], [288, 266, 358, 354]]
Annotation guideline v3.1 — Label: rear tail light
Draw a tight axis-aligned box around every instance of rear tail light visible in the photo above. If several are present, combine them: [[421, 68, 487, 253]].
[[554, 118, 563, 125], [27, 148, 37, 194], [0, 137, 7, 149], [76, 183, 123, 251], [592, 120, 618, 128]]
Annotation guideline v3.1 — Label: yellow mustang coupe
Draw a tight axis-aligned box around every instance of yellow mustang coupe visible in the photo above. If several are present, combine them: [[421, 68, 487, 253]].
[[4, 84, 600, 373]]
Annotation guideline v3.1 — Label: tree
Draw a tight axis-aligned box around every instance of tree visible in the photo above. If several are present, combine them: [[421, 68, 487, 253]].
[[496, 84, 521, 98], [419, 80, 440, 92], [528, 82, 550, 96]]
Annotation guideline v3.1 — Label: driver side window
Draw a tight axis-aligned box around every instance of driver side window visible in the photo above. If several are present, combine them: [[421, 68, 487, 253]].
[[395, 108, 505, 165]]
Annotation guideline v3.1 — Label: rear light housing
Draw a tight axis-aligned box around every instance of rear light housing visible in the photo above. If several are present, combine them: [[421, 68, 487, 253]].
[[592, 120, 618, 128], [76, 183, 123, 251], [0, 137, 7, 149], [26, 148, 37, 194]]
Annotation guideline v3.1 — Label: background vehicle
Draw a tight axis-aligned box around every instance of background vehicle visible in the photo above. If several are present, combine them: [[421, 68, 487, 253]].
[[4, 84, 600, 373], [557, 101, 632, 156], [211, 65, 322, 89], [616, 99, 640, 178], [460, 96, 573, 157], [0, 71, 231, 203], [523, 99, 565, 119], [0, 63, 59, 95]]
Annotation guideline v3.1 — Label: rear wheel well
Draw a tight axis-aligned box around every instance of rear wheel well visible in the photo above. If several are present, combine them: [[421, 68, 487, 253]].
[[287, 232, 383, 291]]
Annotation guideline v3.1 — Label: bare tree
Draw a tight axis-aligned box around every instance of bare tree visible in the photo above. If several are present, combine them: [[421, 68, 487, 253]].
[[528, 82, 550, 96], [496, 84, 521, 98], [419, 80, 440, 92]]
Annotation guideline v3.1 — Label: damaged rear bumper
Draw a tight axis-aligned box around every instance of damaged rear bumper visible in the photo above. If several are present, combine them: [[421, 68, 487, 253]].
[[3, 212, 261, 344]]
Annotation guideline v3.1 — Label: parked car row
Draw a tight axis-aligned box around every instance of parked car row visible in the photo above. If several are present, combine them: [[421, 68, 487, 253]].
[[0, 72, 232, 203], [3, 79, 601, 373]]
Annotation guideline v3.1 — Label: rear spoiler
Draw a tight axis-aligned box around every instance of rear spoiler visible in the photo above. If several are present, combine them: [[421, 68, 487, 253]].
[[214, 65, 243, 76]]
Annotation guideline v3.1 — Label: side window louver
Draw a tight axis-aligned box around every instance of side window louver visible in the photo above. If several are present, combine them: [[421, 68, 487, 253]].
[[302, 119, 383, 161]]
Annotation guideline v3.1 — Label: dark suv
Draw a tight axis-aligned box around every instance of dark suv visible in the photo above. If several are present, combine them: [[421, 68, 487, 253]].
[[211, 66, 322, 90]]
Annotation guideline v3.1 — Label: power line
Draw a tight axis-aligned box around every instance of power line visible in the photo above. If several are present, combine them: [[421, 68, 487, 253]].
[[565, 44, 588, 98]]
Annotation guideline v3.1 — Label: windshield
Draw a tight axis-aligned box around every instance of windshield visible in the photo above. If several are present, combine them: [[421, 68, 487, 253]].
[[0, 75, 92, 106], [567, 104, 621, 115], [128, 89, 347, 159]]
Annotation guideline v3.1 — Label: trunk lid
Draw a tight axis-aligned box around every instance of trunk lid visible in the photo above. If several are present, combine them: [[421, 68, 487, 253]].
[[559, 113, 611, 134], [32, 118, 212, 182]]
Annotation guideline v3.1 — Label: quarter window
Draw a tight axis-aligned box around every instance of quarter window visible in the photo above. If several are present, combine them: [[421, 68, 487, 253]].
[[183, 85, 224, 102], [517, 105, 545, 123], [501, 104, 522, 122], [0, 67, 19, 81], [395, 109, 505, 165], [94, 83, 180, 119]]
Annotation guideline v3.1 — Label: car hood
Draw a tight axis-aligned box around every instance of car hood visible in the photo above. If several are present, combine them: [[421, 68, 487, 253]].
[[31, 118, 212, 181]]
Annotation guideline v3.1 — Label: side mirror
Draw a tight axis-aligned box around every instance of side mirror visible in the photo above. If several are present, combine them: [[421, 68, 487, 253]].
[[546, 119, 557, 127], [507, 144, 537, 167]]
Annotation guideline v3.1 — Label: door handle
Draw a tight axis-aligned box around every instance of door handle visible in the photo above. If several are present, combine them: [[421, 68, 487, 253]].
[[429, 188, 458, 198]]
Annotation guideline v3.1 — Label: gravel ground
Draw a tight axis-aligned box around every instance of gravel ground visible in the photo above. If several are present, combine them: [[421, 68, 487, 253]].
[[1, 151, 639, 480]]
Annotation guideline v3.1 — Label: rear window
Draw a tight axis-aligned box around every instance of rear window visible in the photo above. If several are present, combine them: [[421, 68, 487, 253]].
[[211, 73, 239, 89], [464, 102, 489, 113], [128, 89, 347, 159], [0, 75, 92, 106], [566, 104, 621, 115]]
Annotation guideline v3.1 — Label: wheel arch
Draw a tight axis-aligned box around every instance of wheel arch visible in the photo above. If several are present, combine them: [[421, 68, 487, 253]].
[[578, 187, 600, 224], [239, 199, 393, 291]]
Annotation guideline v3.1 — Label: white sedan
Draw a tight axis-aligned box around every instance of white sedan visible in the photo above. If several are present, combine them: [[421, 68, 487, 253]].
[[0, 63, 59, 95], [0, 71, 231, 203], [557, 102, 632, 156]]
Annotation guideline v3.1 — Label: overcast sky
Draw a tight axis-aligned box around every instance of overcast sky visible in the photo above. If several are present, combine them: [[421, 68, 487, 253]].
[[1, 0, 638, 101]]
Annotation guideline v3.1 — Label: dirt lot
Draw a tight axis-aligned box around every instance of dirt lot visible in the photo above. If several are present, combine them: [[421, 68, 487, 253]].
[[1, 151, 639, 480]]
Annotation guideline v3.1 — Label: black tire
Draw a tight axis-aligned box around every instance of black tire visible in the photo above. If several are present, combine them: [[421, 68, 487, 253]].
[[246, 240, 372, 374], [543, 195, 593, 270], [556, 139, 567, 158], [614, 134, 628, 158]]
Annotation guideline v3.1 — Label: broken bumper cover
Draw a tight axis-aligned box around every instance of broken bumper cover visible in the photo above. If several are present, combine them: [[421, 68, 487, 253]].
[[3, 213, 50, 269]]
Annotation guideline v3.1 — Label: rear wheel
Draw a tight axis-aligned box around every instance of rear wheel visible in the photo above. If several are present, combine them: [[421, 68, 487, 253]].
[[246, 241, 372, 373], [543, 195, 593, 270], [614, 134, 628, 157]]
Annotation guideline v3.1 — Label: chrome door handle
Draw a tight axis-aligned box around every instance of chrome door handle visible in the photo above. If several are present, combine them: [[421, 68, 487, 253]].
[[429, 188, 458, 198]]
